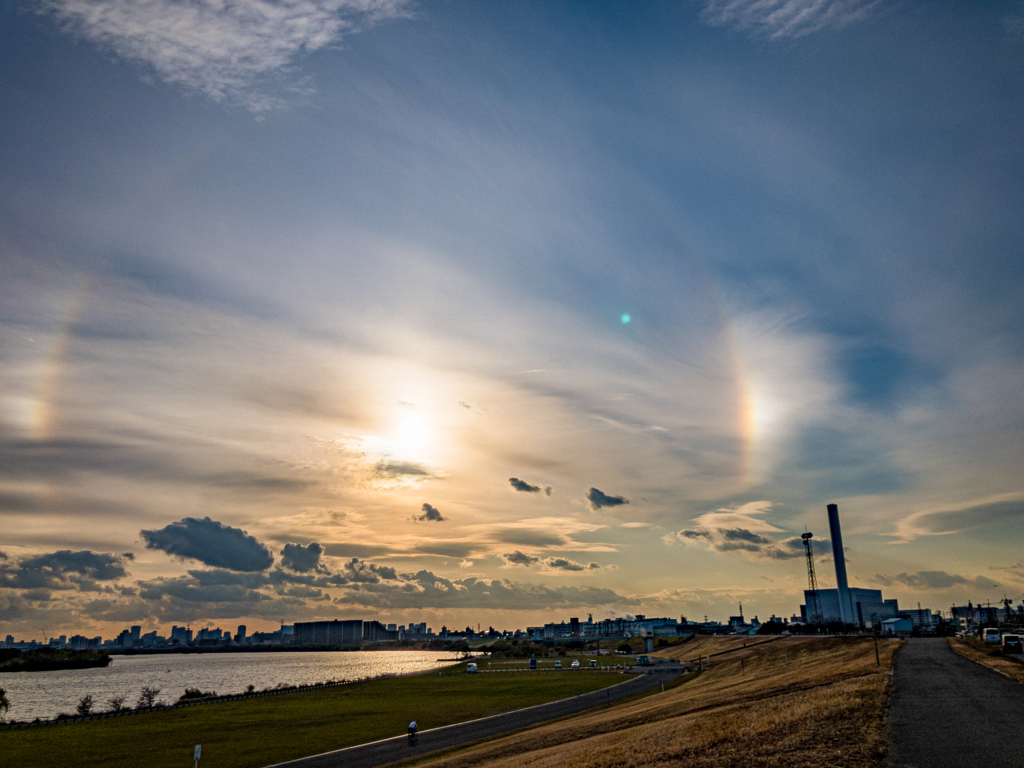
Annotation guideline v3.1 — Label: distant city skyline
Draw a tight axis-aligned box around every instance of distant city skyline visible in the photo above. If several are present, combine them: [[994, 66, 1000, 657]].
[[2, 1, 1023, 636]]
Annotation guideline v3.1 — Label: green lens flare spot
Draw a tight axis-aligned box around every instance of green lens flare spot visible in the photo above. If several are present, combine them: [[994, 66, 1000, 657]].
[[621, 314, 631, 324]]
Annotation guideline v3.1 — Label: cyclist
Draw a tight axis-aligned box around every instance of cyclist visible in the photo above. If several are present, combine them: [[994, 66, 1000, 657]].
[[408, 721, 418, 742]]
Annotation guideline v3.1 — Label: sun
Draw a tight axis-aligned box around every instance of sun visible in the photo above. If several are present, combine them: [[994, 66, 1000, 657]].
[[397, 417, 428, 451]]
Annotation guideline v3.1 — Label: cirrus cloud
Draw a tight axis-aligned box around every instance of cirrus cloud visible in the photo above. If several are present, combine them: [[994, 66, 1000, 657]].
[[700, 0, 882, 40], [35, 0, 413, 111]]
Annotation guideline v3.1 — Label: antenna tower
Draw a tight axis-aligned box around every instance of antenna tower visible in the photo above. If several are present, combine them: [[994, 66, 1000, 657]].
[[801, 533, 823, 624]]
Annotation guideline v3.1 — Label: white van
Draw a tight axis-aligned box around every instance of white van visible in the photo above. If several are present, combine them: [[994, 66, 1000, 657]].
[[983, 628, 1001, 644]]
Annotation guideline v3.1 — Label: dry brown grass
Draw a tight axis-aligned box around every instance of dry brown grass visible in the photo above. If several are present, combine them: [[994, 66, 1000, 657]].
[[652, 635, 780, 663], [947, 637, 1024, 684], [410, 636, 898, 768]]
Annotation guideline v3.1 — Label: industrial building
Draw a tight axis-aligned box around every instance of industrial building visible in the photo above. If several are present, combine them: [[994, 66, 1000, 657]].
[[799, 504, 899, 628], [293, 619, 364, 645]]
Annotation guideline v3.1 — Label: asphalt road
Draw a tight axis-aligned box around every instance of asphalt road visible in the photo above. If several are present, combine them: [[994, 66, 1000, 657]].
[[264, 667, 682, 768], [888, 638, 1024, 768]]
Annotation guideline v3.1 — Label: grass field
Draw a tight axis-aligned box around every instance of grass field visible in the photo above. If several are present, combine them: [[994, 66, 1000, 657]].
[[651, 634, 780, 663], [410, 636, 899, 768], [0, 663, 628, 768], [948, 637, 1024, 684]]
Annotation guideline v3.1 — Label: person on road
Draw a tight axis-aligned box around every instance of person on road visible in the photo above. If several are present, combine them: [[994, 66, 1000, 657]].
[[408, 721, 418, 737]]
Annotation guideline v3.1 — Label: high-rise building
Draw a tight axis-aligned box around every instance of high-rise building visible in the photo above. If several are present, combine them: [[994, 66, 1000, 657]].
[[294, 620, 363, 645]]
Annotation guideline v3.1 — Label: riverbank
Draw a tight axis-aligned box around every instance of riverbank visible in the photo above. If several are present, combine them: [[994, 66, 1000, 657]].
[[0, 649, 466, 722], [0, 648, 110, 673], [0, 661, 630, 768], [409, 636, 899, 768]]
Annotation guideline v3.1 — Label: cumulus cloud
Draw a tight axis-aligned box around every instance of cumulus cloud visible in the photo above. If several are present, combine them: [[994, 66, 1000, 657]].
[[871, 571, 1000, 591], [509, 477, 552, 495], [893, 496, 1024, 542], [502, 550, 540, 567], [140, 517, 274, 571], [35, 0, 412, 110], [543, 557, 602, 572], [0, 550, 132, 591], [585, 487, 629, 510], [700, 0, 881, 39], [414, 503, 445, 522], [280, 542, 325, 573]]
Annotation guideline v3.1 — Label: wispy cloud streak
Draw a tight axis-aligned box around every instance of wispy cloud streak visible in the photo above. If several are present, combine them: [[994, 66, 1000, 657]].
[[36, 0, 411, 110], [701, 0, 880, 39]]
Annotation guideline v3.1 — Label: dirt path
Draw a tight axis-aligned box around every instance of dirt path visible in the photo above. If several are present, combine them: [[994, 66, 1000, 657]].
[[888, 637, 1024, 767], [264, 668, 681, 768]]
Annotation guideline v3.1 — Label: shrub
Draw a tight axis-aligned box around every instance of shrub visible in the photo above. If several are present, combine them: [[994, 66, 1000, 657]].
[[107, 695, 128, 713], [136, 686, 161, 708], [76, 695, 94, 716]]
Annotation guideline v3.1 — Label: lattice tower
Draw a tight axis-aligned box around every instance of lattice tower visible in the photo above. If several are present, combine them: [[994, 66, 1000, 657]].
[[802, 532, 823, 624]]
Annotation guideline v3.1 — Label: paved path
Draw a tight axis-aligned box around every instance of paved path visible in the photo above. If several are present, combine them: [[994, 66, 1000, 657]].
[[265, 667, 682, 768], [888, 638, 1024, 768]]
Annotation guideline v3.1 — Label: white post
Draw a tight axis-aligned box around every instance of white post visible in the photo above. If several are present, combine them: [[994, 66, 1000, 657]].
[[194, 744, 201, 768]]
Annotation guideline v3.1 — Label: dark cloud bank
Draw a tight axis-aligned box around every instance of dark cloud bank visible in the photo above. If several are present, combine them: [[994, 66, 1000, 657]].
[[2, 517, 633, 625]]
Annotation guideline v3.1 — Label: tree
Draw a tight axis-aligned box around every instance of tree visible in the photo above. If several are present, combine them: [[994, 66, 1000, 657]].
[[0, 687, 9, 720], [76, 695, 94, 716], [107, 694, 128, 713], [136, 686, 161, 708]]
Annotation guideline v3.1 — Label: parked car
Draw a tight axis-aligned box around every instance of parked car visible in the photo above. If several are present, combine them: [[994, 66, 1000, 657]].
[[554, 659, 562, 668], [571, 660, 580, 669], [466, 662, 478, 673], [1001, 634, 1023, 654], [590, 659, 597, 668], [983, 628, 1001, 644]]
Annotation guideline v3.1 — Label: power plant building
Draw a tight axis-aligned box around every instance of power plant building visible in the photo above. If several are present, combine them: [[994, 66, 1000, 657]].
[[802, 588, 899, 625], [800, 504, 899, 627]]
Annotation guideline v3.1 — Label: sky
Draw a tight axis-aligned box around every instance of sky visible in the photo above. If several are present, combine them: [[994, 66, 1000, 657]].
[[1, 0, 1023, 638]]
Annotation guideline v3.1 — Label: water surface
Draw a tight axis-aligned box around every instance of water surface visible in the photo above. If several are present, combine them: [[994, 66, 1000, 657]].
[[0, 650, 463, 721]]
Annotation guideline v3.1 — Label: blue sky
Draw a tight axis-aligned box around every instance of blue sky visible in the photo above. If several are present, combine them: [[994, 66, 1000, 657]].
[[1, 0, 1023, 636]]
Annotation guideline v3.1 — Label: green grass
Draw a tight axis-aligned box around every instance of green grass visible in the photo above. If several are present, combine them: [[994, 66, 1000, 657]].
[[0, 663, 631, 768]]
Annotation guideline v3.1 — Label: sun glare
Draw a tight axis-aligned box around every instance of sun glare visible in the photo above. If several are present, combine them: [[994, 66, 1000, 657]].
[[397, 417, 428, 450]]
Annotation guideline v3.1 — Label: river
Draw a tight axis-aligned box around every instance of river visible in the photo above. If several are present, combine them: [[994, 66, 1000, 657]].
[[0, 650, 465, 722]]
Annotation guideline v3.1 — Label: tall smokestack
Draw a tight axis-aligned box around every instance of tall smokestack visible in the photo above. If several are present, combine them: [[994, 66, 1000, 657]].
[[827, 503, 853, 624]]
